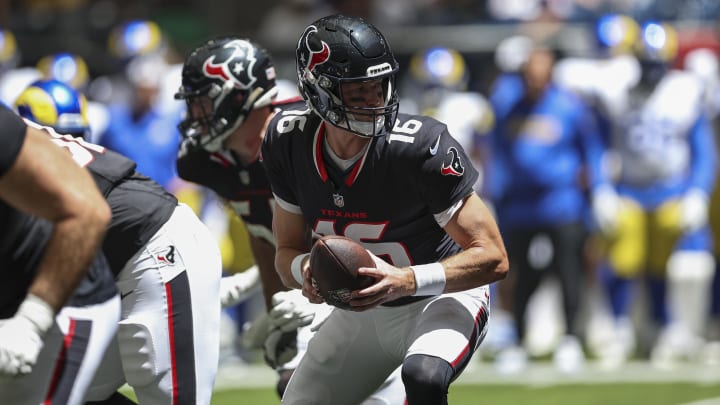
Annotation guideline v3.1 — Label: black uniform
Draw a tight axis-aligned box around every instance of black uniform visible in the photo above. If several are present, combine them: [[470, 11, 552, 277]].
[[0, 106, 116, 318], [33, 121, 178, 275], [175, 100, 301, 243], [261, 102, 479, 272]]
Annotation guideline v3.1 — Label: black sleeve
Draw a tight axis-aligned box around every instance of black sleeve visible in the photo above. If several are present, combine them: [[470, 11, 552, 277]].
[[0, 105, 28, 177]]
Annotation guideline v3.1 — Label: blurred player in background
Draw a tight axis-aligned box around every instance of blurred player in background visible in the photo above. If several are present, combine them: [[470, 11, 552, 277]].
[[35, 51, 111, 142], [262, 14, 508, 404], [558, 17, 718, 367], [174, 35, 406, 401], [684, 46, 720, 363], [0, 104, 119, 405], [487, 42, 609, 374], [15, 79, 223, 405]]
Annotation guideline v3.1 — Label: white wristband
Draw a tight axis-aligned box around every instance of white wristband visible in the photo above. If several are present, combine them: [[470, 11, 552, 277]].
[[291, 253, 310, 286], [410, 263, 446, 296]]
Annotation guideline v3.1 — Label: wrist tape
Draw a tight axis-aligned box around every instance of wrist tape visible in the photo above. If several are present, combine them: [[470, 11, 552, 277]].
[[410, 263, 446, 296], [291, 253, 310, 286]]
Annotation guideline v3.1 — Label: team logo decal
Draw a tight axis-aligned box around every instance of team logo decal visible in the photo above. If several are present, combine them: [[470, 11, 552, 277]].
[[441, 147, 464, 177], [298, 25, 330, 74], [203, 39, 257, 89], [333, 193, 345, 208], [157, 246, 176, 264]]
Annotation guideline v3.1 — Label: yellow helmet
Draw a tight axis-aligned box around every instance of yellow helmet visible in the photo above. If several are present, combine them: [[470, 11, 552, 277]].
[[36, 52, 90, 90], [0, 29, 20, 72], [15, 79, 90, 138], [409, 47, 469, 91], [595, 14, 640, 56], [108, 20, 165, 61]]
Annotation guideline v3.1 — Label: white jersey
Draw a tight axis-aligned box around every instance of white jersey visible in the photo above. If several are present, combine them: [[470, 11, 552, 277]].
[[555, 56, 705, 187], [605, 71, 703, 186]]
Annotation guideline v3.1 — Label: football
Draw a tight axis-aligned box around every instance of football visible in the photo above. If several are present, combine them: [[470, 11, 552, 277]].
[[309, 235, 376, 309]]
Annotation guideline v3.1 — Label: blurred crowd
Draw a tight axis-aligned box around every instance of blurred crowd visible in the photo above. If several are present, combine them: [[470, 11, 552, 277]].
[[2, 0, 720, 378]]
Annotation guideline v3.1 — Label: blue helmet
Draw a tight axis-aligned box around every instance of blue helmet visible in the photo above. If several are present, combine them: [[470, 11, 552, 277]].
[[36, 52, 90, 90], [409, 46, 469, 91], [109, 19, 166, 62], [594, 14, 640, 56], [14, 79, 90, 139]]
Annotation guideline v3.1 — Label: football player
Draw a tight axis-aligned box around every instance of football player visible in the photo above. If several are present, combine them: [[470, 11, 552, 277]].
[[561, 19, 717, 366], [174, 36, 407, 402], [15, 79, 223, 405], [0, 103, 120, 405], [487, 43, 611, 374], [261, 14, 508, 404]]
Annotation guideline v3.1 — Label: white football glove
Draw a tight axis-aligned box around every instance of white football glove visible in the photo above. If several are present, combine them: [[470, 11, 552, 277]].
[[592, 184, 621, 235], [680, 188, 709, 233], [262, 328, 298, 369], [268, 290, 315, 333], [0, 294, 55, 376], [240, 313, 298, 369], [241, 312, 272, 350], [220, 266, 261, 308]]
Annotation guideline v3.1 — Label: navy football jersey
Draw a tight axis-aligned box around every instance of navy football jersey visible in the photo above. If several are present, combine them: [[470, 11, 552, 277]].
[[176, 99, 302, 245], [25, 119, 177, 275], [262, 105, 479, 268], [0, 106, 116, 318]]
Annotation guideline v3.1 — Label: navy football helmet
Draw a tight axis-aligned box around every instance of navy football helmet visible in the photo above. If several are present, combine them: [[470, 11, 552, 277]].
[[296, 14, 399, 138], [174, 37, 278, 152], [15, 79, 90, 139]]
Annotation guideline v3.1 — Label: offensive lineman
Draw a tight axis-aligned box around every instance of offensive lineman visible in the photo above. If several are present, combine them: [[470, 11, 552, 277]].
[[14, 79, 223, 405], [0, 104, 120, 405]]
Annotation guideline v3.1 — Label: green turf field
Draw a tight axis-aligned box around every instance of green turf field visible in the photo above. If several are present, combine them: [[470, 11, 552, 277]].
[[121, 360, 720, 404], [205, 383, 720, 405]]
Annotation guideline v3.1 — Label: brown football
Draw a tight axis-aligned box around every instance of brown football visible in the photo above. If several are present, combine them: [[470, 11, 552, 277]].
[[309, 235, 376, 309]]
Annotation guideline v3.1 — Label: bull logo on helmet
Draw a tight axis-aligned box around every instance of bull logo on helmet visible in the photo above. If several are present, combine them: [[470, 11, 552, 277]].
[[202, 39, 257, 89], [299, 25, 330, 74]]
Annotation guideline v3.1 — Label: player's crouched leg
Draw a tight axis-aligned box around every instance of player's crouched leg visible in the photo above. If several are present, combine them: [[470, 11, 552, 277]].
[[402, 354, 454, 405], [113, 203, 222, 405]]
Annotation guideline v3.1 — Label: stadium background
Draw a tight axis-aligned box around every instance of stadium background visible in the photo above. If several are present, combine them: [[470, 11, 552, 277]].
[[3, 0, 720, 403]]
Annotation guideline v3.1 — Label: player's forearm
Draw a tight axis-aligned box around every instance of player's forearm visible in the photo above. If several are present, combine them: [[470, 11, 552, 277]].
[[438, 244, 509, 293], [275, 246, 307, 290], [29, 210, 109, 312], [249, 235, 289, 310]]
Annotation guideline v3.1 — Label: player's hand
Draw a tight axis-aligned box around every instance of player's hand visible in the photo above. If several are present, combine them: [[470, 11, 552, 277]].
[[0, 295, 55, 376], [592, 184, 620, 235], [263, 329, 298, 369], [239, 313, 298, 370], [219, 266, 261, 308], [268, 290, 315, 332], [301, 265, 324, 304], [349, 251, 414, 311], [680, 188, 709, 232]]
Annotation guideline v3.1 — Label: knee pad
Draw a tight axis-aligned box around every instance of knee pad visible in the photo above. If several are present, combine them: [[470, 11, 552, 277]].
[[402, 354, 453, 405]]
